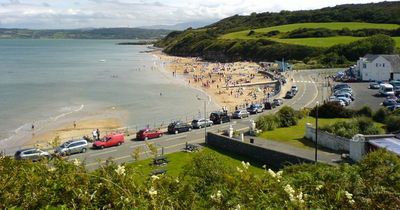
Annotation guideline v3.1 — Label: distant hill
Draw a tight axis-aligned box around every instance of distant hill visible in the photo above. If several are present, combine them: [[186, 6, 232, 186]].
[[0, 28, 173, 39], [140, 20, 218, 31], [156, 1, 400, 68]]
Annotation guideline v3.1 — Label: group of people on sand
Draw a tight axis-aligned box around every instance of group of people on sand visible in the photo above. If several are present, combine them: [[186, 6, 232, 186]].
[[92, 129, 101, 141]]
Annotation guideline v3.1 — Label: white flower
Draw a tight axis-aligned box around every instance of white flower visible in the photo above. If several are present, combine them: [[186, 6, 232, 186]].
[[344, 191, 353, 200], [210, 190, 223, 203], [90, 191, 97, 200], [262, 165, 266, 169], [315, 185, 323, 191], [236, 166, 243, 173], [175, 178, 180, 183], [276, 170, 283, 177], [151, 175, 160, 181], [115, 165, 126, 176], [349, 199, 355, 204], [149, 187, 157, 197], [234, 204, 241, 210], [73, 158, 81, 166], [284, 184, 295, 195], [268, 169, 276, 177], [48, 167, 56, 172]]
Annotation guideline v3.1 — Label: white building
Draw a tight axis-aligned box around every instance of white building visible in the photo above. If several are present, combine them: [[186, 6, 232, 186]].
[[356, 54, 400, 81]]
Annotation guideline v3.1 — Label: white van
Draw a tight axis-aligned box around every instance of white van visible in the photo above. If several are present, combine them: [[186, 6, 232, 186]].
[[379, 83, 395, 96]]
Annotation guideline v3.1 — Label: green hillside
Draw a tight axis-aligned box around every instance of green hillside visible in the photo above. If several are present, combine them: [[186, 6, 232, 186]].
[[221, 22, 400, 40]]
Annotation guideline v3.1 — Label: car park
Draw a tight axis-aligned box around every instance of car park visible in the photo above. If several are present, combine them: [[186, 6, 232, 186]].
[[285, 91, 295, 99], [54, 139, 88, 156], [191, 118, 213, 128], [264, 101, 276, 110], [273, 98, 283, 106], [210, 111, 230, 124], [93, 133, 124, 149], [167, 121, 192, 134], [334, 92, 354, 101], [335, 96, 351, 106], [382, 98, 398, 107], [232, 110, 250, 119], [334, 83, 351, 91], [136, 128, 163, 140], [247, 104, 263, 114], [369, 81, 382, 89], [335, 93, 354, 102], [14, 148, 51, 161]]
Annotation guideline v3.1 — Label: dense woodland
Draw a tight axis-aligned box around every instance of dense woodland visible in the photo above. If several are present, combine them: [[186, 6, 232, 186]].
[[156, 1, 400, 67], [0, 28, 172, 39]]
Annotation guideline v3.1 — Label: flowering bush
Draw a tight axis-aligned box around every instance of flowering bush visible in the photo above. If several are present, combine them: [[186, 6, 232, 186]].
[[0, 149, 399, 209]]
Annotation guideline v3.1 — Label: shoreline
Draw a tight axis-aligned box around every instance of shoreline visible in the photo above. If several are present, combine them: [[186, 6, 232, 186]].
[[153, 50, 275, 112]]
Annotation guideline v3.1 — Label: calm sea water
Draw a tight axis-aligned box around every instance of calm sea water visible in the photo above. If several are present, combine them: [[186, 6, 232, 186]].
[[0, 39, 218, 150]]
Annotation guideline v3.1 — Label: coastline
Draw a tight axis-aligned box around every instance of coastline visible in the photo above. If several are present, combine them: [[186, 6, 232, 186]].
[[153, 50, 275, 112]]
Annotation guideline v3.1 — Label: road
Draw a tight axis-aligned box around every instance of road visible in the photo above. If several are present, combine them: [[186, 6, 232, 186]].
[[59, 69, 326, 170]]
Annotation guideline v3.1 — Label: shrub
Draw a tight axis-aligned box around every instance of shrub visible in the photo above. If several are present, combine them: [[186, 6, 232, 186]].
[[321, 117, 381, 138], [310, 102, 354, 118], [256, 114, 280, 131], [373, 108, 389, 123], [277, 106, 298, 127], [356, 106, 373, 118], [355, 117, 382, 135], [385, 115, 400, 133]]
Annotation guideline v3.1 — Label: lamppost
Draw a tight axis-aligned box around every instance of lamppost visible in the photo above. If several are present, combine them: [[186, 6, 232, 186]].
[[315, 101, 319, 163], [197, 95, 209, 143]]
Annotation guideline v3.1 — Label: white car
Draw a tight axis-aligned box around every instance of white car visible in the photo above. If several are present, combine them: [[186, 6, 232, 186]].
[[329, 96, 346, 107], [291, 85, 298, 94]]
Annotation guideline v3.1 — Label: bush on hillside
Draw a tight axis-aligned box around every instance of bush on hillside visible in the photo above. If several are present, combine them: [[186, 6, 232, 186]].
[[310, 102, 354, 118], [277, 106, 298, 127], [385, 115, 400, 133], [373, 108, 389, 123], [321, 117, 382, 138], [256, 115, 280, 131], [355, 106, 373, 118]]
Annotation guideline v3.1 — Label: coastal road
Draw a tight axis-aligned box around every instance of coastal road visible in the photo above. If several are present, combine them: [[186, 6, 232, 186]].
[[60, 69, 326, 170]]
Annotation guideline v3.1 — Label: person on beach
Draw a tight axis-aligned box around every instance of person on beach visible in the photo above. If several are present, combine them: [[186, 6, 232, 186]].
[[73, 121, 76, 129], [31, 123, 35, 131], [96, 129, 100, 140], [92, 129, 97, 140]]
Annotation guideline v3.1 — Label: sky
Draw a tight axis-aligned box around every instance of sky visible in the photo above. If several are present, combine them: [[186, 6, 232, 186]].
[[0, 0, 396, 29]]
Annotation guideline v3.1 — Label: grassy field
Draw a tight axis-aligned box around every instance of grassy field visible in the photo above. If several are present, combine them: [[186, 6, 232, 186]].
[[125, 147, 265, 182], [220, 22, 400, 48], [258, 117, 384, 148], [221, 22, 400, 40]]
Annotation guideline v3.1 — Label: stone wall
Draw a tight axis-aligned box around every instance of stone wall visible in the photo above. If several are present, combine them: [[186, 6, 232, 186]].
[[305, 123, 350, 152], [206, 132, 313, 169]]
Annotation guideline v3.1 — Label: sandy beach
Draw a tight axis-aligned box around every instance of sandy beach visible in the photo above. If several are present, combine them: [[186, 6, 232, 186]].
[[27, 118, 123, 149], [155, 51, 275, 112]]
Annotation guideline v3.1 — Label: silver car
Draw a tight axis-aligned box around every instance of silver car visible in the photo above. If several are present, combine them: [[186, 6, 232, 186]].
[[14, 148, 50, 161], [191, 118, 213, 129], [232, 110, 250, 119], [55, 139, 88, 156]]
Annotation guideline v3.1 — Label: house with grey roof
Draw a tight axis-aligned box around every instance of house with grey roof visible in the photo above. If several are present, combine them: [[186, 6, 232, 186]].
[[356, 54, 400, 81]]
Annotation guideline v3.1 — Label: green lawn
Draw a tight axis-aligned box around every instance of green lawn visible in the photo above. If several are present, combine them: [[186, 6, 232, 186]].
[[125, 147, 265, 181], [271, 36, 362, 47], [258, 117, 385, 148], [221, 22, 400, 40]]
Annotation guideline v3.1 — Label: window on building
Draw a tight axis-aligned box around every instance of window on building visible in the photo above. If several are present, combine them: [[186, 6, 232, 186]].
[[363, 63, 366, 68], [376, 63, 378, 67], [383, 63, 385, 67]]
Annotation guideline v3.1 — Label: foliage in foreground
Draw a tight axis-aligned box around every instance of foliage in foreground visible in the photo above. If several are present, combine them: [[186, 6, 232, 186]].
[[321, 117, 383, 139], [0, 149, 399, 209]]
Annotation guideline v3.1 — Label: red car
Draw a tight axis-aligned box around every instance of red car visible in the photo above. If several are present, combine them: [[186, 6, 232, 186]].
[[136, 128, 163, 140], [93, 133, 124, 149]]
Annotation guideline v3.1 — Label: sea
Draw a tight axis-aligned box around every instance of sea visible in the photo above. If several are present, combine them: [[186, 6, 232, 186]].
[[0, 39, 219, 151]]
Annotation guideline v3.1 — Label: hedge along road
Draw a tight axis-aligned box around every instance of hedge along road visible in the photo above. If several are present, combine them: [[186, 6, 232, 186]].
[[66, 70, 324, 170]]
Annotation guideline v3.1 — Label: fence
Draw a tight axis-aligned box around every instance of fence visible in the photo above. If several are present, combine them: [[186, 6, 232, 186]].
[[305, 123, 350, 152]]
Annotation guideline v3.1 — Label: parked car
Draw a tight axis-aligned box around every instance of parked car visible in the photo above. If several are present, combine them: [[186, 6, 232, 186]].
[[136, 128, 163, 140], [330, 98, 346, 107], [285, 91, 295, 99], [93, 133, 124, 149], [335, 93, 354, 102], [334, 83, 351, 91], [14, 148, 50, 161], [383, 98, 398, 107], [388, 104, 400, 111], [191, 118, 213, 128], [379, 83, 395, 96], [54, 139, 88, 156], [291, 85, 298, 94], [334, 92, 354, 101], [210, 111, 231, 124], [168, 121, 192, 134], [369, 81, 381, 89], [264, 102, 276, 110], [232, 110, 250, 119], [335, 96, 351, 106], [247, 104, 263, 114], [273, 98, 283, 106]]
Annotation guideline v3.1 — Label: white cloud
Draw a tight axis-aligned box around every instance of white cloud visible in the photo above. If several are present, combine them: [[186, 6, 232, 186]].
[[0, 0, 396, 29]]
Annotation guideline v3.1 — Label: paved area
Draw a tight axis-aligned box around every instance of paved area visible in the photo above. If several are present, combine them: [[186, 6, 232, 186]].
[[243, 136, 343, 165], [345, 82, 384, 110]]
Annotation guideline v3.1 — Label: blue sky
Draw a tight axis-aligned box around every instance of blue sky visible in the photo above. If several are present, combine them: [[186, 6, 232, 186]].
[[0, 0, 396, 29]]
